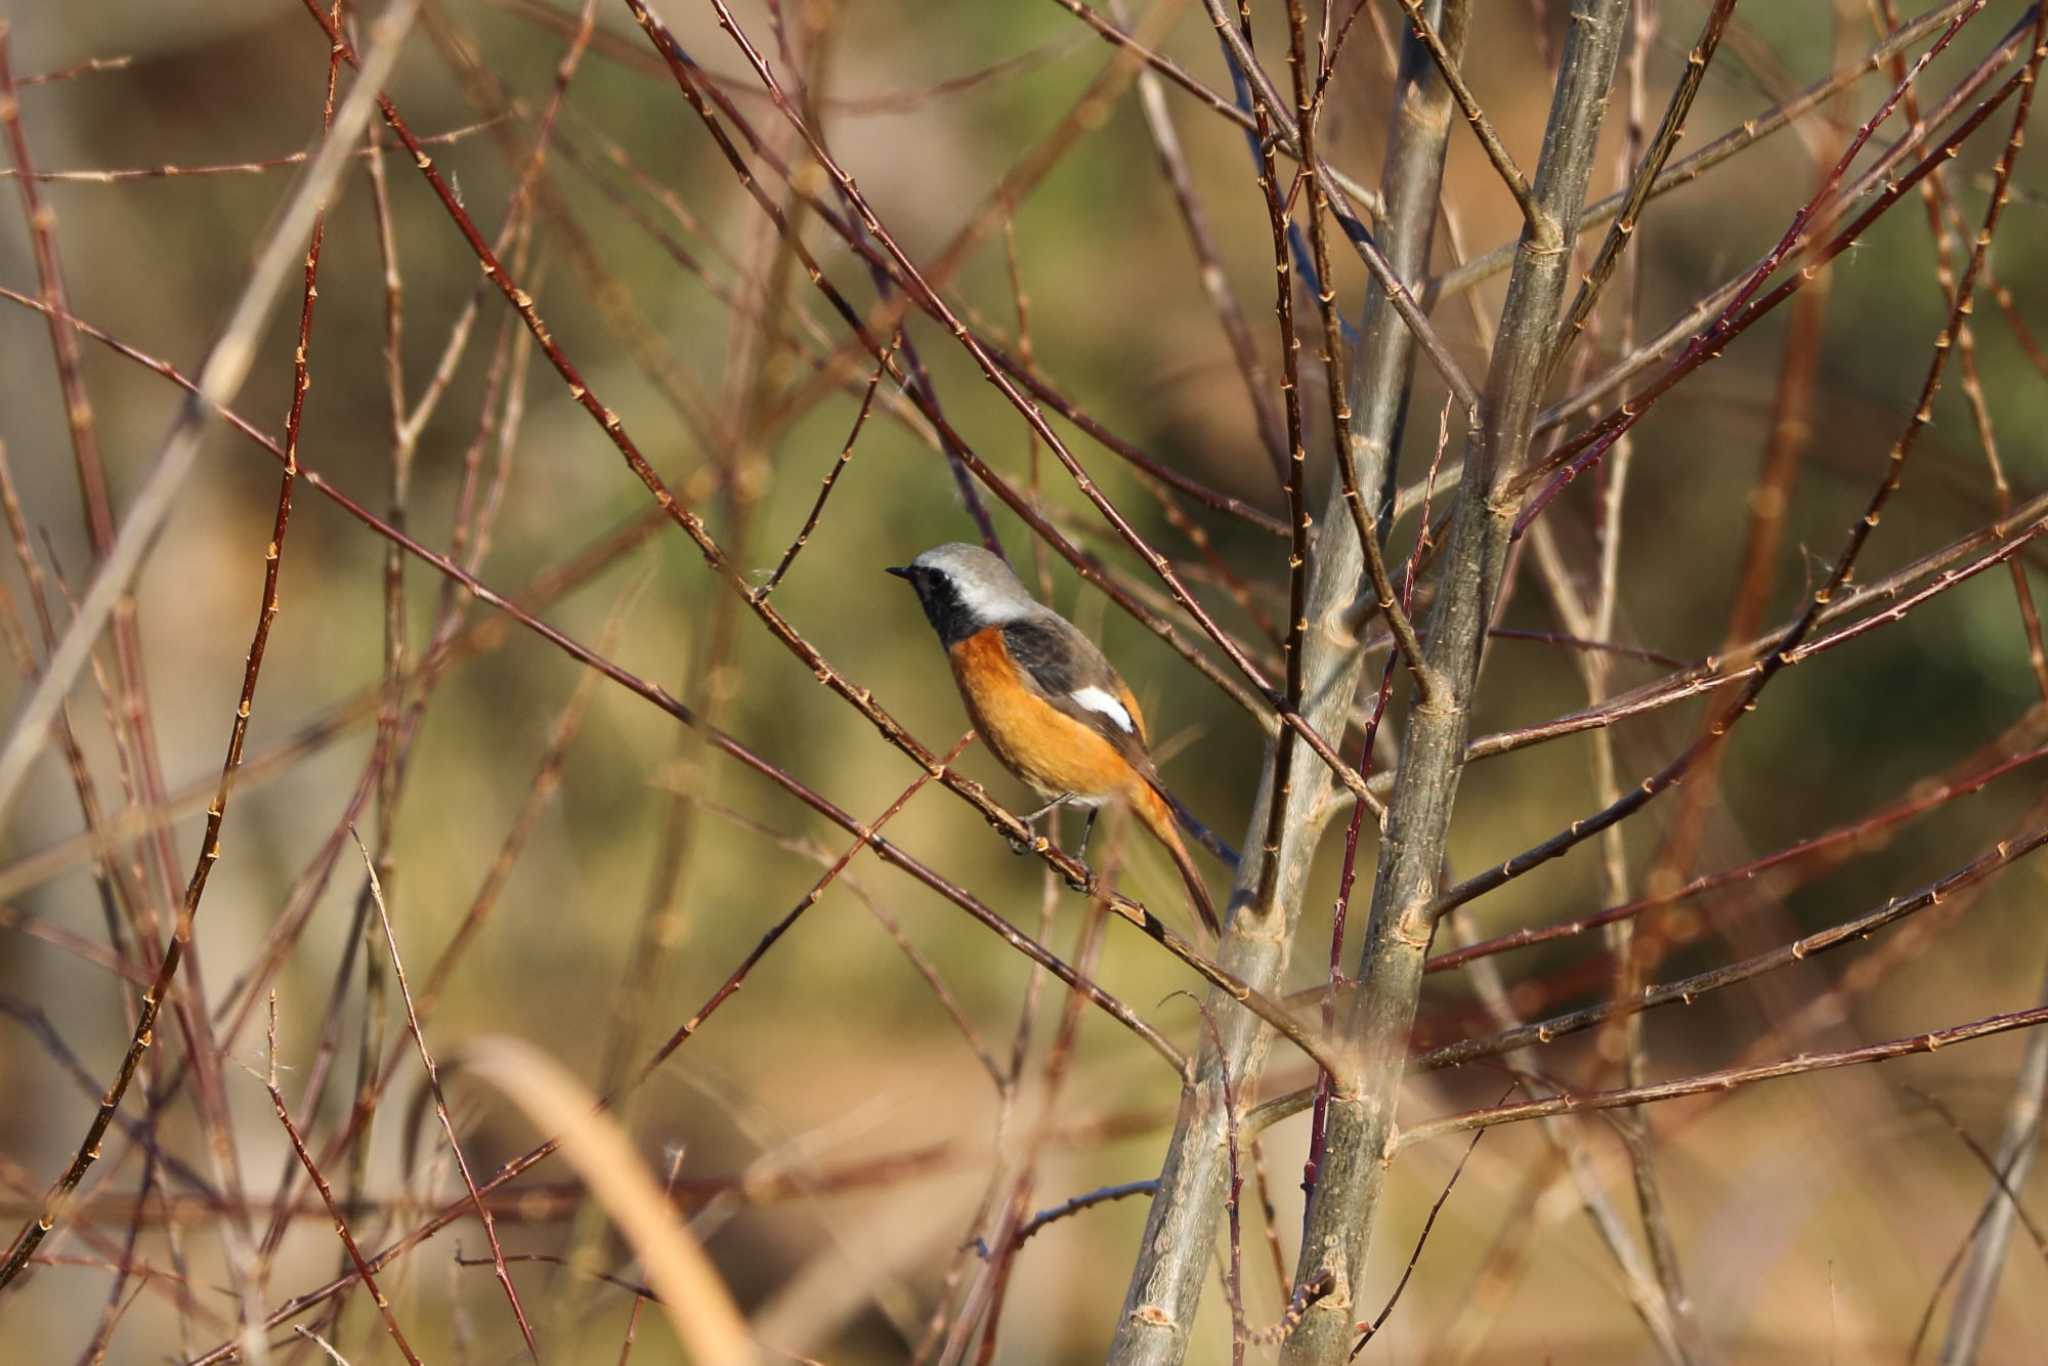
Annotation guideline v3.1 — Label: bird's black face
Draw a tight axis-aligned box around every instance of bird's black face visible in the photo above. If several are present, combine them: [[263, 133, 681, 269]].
[[887, 563, 977, 646]]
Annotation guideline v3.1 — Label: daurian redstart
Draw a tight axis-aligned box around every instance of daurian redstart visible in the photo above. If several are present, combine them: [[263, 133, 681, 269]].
[[888, 543, 1221, 936]]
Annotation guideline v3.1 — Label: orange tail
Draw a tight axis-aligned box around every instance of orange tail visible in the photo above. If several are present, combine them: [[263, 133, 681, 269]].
[[1133, 783, 1222, 939]]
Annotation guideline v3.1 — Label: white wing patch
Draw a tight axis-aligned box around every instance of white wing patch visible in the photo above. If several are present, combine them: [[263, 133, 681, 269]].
[[1070, 685, 1135, 735]]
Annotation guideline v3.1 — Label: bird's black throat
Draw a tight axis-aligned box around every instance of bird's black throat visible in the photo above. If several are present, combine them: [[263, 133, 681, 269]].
[[893, 565, 981, 647]]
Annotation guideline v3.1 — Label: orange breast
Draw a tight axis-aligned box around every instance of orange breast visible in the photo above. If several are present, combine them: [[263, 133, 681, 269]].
[[948, 627, 1139, 802]]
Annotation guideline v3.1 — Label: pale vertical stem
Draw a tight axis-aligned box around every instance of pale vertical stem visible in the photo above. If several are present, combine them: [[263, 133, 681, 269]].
[[0, 0, 423, 1295], [1112, 0, 1287, 479], [1106, 7, 1468, 1363], [1585, 4, 1694, 1351], [1938, 957, 2048, 1364], [0, 21, 257, 1323], [1282, 6, 1630, 1363], [1442, 908, 1692, 1365], [340, 62, 403, 1341]]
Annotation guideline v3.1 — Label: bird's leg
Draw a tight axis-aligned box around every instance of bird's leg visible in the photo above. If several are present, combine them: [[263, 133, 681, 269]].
[[1058, 808, 1099, 893], [1022, 792, 1074, 822], [1008, 791, 1073, 854]]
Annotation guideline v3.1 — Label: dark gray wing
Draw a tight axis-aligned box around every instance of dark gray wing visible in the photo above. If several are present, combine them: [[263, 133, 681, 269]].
[[1000, 614, 1153, 763]]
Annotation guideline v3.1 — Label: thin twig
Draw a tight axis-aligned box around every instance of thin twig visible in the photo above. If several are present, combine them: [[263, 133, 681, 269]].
[[1443, 24, 2041, 919], [0, 0, 421, 1291], [264, 996, 423, 1366], [1421, 824, 2048, 1075], [1431, 0, 1995, 299], [1007, 1180, 1158, 1248], [1546, 0, 1738, 379], [351, 829, 539, 1359], [1392, 0, 1547, 242], [1350, 1104, 1493, 1355], [1400, 1003, 2048, 1148]]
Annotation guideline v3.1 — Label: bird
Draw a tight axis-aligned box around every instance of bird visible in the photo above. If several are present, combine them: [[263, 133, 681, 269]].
[[887, 542, 1221, 937]]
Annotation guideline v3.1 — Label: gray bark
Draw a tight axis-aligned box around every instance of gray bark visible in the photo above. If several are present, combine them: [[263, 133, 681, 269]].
[[1282, 5, 1633, 1362], [1105, 7, 1468, 1361]]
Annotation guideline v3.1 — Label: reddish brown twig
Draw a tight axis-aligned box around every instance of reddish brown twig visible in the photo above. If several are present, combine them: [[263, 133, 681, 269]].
[[1518, 2, 2009, 522], [264, 997, 423, 1366], [641, 733, 994, 1071], [1431, 733, 2048, 973], [351, 831, 539, 1358], [0, 11, 332, 1284], [1403, 1002, 2048, 1148], [762, 348, 893, 595], [1434, 23, 2043, 923], [1349, 1097, 1495, 1356]]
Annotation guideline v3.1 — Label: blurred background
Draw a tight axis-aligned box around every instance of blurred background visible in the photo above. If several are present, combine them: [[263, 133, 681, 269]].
[[1, 0, 2046, 1361]]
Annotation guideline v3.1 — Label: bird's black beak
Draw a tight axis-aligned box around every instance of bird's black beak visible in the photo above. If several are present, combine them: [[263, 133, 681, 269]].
[[884, 566, 913, 581]]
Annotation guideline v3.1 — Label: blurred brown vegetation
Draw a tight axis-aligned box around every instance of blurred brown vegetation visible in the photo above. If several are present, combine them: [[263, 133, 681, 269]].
[[1, 0, 2046, 1362]]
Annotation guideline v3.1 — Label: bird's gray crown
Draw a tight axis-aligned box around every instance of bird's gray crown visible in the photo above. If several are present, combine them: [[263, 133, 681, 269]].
[[893, 542, 1040, 646], [909, 543, 1035, 619]]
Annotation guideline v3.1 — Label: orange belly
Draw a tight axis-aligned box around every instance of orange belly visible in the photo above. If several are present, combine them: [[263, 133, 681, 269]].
[[948, 627, 1137, 803], [947, 626, 1214, 934]]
